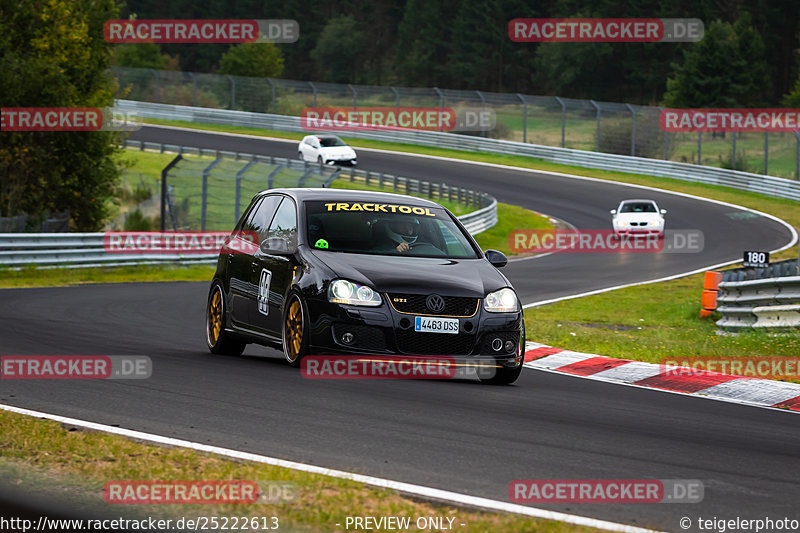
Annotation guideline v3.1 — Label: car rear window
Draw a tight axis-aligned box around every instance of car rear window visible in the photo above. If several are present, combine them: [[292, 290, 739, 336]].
[[305, 200, 479, 259]]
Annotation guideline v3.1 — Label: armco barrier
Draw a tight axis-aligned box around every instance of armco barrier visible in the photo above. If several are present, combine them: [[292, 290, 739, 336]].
[[0, 149, 497, 268], [715, 260, 800, 331], [116, 100, 800, 203]]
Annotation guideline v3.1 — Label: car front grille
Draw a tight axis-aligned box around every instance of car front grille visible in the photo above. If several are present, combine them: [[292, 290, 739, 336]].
[[394, 330, 474, 355], [388, 293, 479, 317]]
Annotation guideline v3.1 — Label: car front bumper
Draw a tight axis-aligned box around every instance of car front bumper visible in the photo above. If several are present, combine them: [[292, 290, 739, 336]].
[[305, 298, 524, 369]]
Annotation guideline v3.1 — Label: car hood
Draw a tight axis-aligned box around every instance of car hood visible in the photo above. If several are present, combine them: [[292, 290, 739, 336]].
[[309, 251, 508, 297], [615, 212, 662, 222], [319, 146, 356, 158]]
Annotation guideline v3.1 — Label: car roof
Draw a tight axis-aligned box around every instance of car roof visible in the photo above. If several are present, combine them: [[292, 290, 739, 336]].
[[258, 188, 445, 208]]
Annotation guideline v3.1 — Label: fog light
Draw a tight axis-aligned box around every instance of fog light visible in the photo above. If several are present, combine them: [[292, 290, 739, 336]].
[[505, 340, 516, 353], [342, 332, 354, 344], [491, 338, 503, 352]]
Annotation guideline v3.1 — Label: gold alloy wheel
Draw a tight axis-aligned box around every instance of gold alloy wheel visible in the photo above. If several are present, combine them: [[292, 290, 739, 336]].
[[207, 288, 223, 347], [284, 297, 304, 363]]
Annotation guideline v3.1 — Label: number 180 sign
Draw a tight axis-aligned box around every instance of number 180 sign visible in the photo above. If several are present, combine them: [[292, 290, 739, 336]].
[[743, 251, 769, 268]]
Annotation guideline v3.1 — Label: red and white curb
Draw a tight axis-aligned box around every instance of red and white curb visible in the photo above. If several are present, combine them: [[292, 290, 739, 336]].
[[524, 342, 800, 413]]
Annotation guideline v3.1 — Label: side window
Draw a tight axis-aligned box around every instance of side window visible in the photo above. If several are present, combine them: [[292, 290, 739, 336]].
[[267, 198, 298, 246], [243, 195, 282, 237]]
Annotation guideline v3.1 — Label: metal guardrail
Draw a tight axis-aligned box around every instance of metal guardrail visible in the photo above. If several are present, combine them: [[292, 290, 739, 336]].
[[716, 260, 800, 330], [0, 143, 498, 268], [0, 233, 219, 268], [117, 100, 800, 203]]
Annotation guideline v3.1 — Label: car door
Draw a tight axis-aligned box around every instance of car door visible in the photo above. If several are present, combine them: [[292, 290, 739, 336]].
[[299, 137, 311, 161], [306, 137, 320, 162], [249, 196, 299, 337], [229, 195, 282, 329]]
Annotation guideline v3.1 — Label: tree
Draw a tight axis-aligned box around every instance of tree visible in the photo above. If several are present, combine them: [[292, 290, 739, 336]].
[[783, 75, 800, 107], [663, 16, 770, 108], [218, 42, 284, 78], [394, 0, 456, 87], [112, 43, 171, 70], [310, 15, 364, 84], [0, 0, 124, 231], [448, 0, 538, 92]]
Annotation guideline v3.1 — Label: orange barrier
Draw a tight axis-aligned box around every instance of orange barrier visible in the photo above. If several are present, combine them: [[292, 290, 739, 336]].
[[700, 271, 721, 318], [703, 271, 722, 291]]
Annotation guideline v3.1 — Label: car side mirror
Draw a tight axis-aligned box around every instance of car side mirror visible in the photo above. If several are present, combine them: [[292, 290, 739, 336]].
[[260, 236, 295, 255], [660, 209, 667, 215], [610, 209, 617, 215], [485, 249, 508, 268]]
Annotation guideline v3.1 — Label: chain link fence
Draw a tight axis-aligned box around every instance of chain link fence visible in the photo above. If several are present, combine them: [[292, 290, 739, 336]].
[[118, 140, 494, 234], [114, 67, 800, 180], [0, 211, 71, 233]]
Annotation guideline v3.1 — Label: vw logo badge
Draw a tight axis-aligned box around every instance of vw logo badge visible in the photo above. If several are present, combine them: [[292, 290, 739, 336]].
[[426, 294, 446, 313]]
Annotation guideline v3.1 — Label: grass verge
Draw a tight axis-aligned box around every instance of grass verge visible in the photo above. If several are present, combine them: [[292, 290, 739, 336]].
[[0, 265, 216, 289], [0, 409, 603, 533]]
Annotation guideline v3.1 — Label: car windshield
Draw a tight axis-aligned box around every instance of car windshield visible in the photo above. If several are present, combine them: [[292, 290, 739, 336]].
[[620, 202, 657, 213], [319, 137, 346, 147], [305, 200, 479, 258]]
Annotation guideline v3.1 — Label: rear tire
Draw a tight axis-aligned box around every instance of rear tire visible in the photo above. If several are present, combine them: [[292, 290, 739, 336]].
[[282, 291, 310, 367], [206, 283, 246, 356]]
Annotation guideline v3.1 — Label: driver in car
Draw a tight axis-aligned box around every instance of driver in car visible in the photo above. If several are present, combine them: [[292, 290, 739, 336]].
[[386, 218, 420, 253]]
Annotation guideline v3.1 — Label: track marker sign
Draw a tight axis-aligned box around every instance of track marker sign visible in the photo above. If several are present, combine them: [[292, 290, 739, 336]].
[[743, 251, 769, 268]]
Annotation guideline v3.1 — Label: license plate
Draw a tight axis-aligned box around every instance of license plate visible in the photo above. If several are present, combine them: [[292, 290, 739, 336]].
[[414, 316, 459, 334]]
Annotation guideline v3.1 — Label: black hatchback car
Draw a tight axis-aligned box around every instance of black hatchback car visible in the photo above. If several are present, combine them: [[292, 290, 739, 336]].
[[206, 188, 525, 384]]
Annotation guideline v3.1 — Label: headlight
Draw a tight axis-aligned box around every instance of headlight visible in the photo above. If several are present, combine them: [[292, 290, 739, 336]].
[[483, 288, 518, 313], [328, 280, 382, 306]]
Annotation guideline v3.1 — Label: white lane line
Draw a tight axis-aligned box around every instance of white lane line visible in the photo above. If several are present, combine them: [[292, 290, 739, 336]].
[[0, 403, 661, 533], [138, 124, 798, 308]]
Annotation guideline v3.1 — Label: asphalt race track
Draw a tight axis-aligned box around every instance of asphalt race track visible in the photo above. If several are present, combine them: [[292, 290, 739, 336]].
[[1, 125, 798, 532]]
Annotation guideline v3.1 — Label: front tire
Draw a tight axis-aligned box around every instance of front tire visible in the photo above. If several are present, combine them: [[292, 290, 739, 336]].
[[206, 283, 246, 356], [282, 291, 310, 367]]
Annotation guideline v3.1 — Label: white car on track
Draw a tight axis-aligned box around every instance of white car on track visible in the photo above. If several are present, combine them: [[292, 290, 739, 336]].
[[298, 135, 358, 166], [610, 199, 666, 237]]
